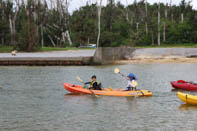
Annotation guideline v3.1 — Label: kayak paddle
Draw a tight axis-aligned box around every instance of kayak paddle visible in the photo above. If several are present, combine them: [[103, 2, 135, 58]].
[[114, 68, 138, 91], [76, 76, 99, 97], [114, 68, 126, 78]]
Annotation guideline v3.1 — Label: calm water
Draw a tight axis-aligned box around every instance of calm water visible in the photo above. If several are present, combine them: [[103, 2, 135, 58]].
[[1, 64, 197, 131]]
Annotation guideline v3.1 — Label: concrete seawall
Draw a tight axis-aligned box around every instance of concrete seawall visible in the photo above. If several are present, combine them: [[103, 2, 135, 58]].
[[0, 57, 92, 66], [93, 47, 136, 64], [93, 47, 197, 64], [0, 50, 95, 66]]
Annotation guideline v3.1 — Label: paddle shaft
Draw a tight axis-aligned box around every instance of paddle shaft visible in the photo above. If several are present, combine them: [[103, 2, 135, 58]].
[[76, 76, 98, 97], [114, 68, 127, 79], [118, 72, 128, 80]]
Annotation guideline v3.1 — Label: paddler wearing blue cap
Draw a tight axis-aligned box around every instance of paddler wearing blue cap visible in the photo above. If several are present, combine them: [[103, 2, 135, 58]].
[[125, 73, 138, 91]]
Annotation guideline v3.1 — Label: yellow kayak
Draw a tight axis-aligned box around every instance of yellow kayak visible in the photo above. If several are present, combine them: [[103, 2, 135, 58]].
[[177, 92, 197, 105]]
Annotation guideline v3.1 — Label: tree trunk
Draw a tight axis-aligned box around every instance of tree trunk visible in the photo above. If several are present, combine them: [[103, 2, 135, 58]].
[[165, 3, 168, 20], [136, 22, 139, 31], [12, 18, 16, 47], [41, 24, 44, 47], [157, 2, 160, 46], [9, 14, 14, 46], [62, 32, 66, 43], [27, 9, 31, 51], [26, 7, 36, 52], [48, 35, 56, 47], [163, 3, 168, 42], [96, 0, 102, 48], [151, 28, 154, 45], [56, 0, 72, 46], [145, 0, 148, 35], [125, 0, 129, 21], [109, 0, 113, 45], [170, 0, 173, 22], [145, 23, 148, 35], [135, 1, 139, 32], [57, 0, 61, 15], [9, 0, 19, 47], [181, 13, 184, 23], [88, 37, 90, 45], [50, 0, 53, 9], [163, 22, 166, 42], [1, 37, 4, 45], [65, 30, 72, 45], [171, 13, 174, 22]]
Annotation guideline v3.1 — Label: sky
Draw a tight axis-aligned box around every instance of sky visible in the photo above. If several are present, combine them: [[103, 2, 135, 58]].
[[68, 0, 197, 13]]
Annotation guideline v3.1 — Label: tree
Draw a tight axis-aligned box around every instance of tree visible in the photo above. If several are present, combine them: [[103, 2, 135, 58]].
[[145, 0, 148, 35], [56, 0, 72, 46], [157, 2, 160, 46], [96, 0, 102, 48], [180, 0, 186, 23], [0, 0, 197, 49], [169, 0, 174, 22], [163, 3, 168, 42]]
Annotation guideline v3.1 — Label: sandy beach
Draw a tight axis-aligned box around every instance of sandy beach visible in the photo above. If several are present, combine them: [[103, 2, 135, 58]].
[[115, 57, 197, 64]]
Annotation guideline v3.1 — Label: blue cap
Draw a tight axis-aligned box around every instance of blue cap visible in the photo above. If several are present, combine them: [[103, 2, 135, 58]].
[[127, 73, 137, 80]]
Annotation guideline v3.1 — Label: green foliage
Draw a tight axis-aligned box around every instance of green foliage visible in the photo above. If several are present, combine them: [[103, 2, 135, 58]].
[[0, 0, 196, 51], [70, 4, 97, 46], [166, 21, 192, 44], [16, 18, 29, 51], [0, 46, 13, 52]]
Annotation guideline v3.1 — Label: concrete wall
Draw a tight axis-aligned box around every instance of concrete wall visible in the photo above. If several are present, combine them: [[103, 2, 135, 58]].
[[0, 50, 95, 66], [0, 57, 93, 66], [93, 47, 136, 64], [93, 47, 197, 64]]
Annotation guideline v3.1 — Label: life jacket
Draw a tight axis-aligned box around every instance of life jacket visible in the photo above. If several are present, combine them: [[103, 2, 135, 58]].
[[90, 80, 99, 88], [90, 80, 102, 90], [131, 80, 138, 87]]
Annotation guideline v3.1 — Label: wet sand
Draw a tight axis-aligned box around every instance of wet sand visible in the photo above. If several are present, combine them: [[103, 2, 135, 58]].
[[115, 57, 197, 64]]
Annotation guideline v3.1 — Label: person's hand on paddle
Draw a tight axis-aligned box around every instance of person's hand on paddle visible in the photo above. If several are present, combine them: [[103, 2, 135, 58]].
[[114, 67, 138, 91], [76, 76, 99, 97]]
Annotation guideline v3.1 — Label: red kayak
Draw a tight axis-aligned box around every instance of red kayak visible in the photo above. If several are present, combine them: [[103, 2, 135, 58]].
[[171, 80, 197, 91]]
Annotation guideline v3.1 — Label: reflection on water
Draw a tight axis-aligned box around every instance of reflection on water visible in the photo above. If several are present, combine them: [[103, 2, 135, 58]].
[[65, 92, 81, 96], [171, 89, 180, 92], [179, 104, 197, 111], [1, 64, 197, 130]]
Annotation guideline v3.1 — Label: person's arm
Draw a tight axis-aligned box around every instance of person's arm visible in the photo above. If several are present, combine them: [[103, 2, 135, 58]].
[[85, 82, 91, 84], [127, 81, 133, 87]]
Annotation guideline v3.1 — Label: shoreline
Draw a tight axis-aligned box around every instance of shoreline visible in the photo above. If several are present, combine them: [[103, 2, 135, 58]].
[[1, 47, 197, 65], [114, 57, 197, 64]]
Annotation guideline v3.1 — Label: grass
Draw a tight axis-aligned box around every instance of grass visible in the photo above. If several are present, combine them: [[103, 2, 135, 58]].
[[39, 47, 94, 52], [0, 46, 13, 53], [0, 46, 95, 53], [0, 44, 197, 53]]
